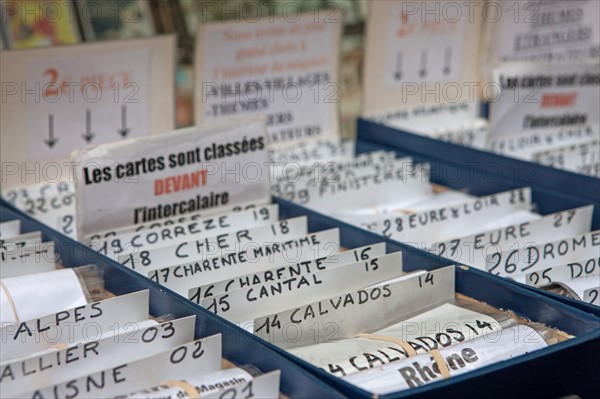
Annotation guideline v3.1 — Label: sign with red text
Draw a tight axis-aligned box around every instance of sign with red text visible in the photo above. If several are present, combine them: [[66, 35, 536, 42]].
[[72, 119, 271, 238], [26, 49, 149, 159], [1, 36, 176, 189], [195, 14, 342, 146], [489, 61, 600, 139]]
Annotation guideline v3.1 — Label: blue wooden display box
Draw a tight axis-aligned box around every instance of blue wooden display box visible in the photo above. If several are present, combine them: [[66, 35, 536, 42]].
[[357, 117, 600, 207], [0, 200, 346, 399], [275, 197, 600, 399], [351, 138, 600, 317], [3, 198, 599, 399]]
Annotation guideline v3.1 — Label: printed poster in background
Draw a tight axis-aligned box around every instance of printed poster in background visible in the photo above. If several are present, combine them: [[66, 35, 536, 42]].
[[195, 13, 342, 147], [1, 36, 176, 189], [76, 0, 156, 41], [489, 61, 600, 139], [0, 0, 80, 49], [72, 119, 271, 238]]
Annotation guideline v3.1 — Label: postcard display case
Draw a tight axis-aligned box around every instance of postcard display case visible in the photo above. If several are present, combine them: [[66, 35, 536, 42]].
[[0, 199, 346, 399], [273, 197, 600, 399], [2, 2, 599, 399], [269, 139, 600, 397], [354, 128, 600, 315], [2, 196, 598, 399]]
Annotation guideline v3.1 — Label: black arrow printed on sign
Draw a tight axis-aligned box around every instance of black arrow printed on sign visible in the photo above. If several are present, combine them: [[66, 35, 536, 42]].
[[395, 52, 403, 81], [82, 109, 95, 143], [118, 105, 131, 138], [419, 50, 428, 78], [444, 47, 452, 75], [44, 114, 58, 148]]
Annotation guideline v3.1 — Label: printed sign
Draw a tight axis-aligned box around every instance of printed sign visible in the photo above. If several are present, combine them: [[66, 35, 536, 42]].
[[84, 201, 270, 242], [195, 14, 342, 145], [72, 119, 271, 238], [363, 1, 483, 113], [489, 61, 600, 139], [26, 49, 149, 159], [1, 36, 176, 189], [481, 0, 600, 82], [384, 5, 469, 86]]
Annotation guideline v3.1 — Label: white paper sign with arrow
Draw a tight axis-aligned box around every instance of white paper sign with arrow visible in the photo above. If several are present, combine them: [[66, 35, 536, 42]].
[[26, 48, 149, 159], [0, 36, 175, 189]]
